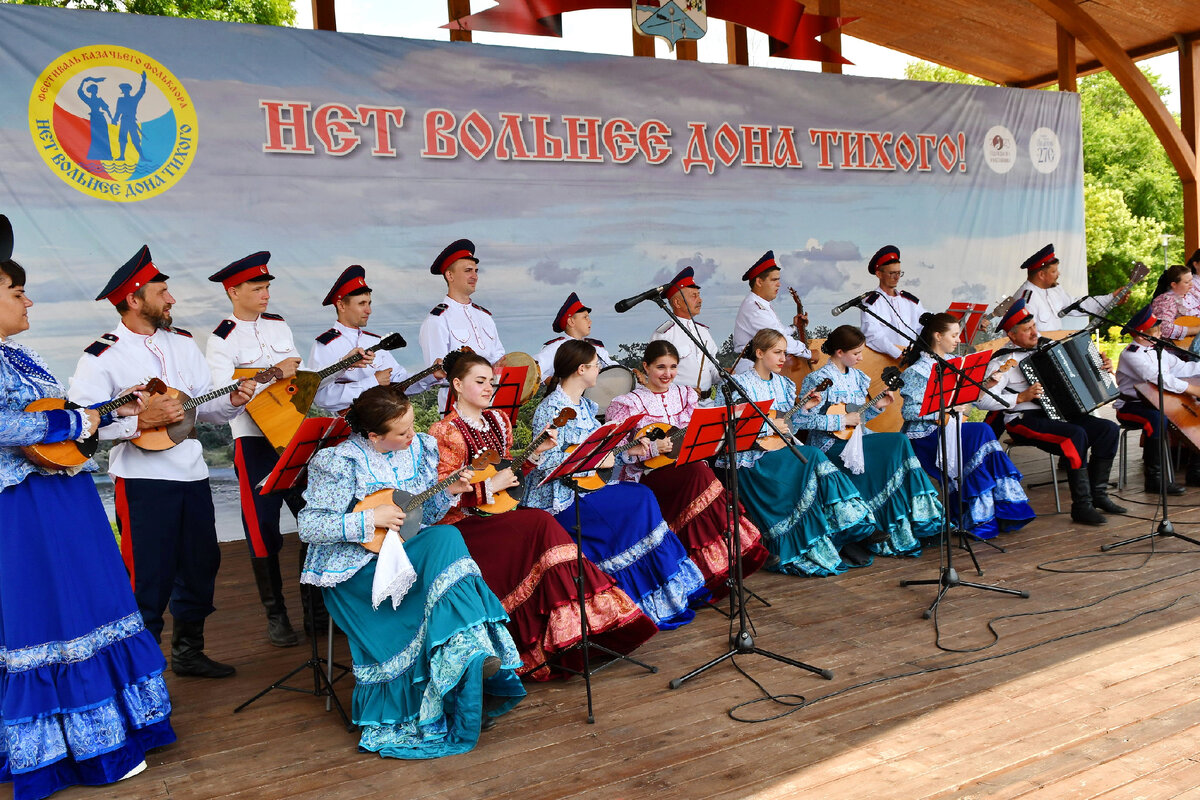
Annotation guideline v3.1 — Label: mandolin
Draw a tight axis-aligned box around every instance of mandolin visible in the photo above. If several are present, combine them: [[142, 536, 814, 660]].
[[356, 449, 497, 550], [565, 425, 667, 492], [827, 366, 904, 441], [756, 377, 833, 452], [472, 407, 577, 515], [234, 332, 407, 453], [133, 367, 281, 451], [23, 378, 168, 469], [967, 295, 1016, 350], [396, 345, 471, 394]]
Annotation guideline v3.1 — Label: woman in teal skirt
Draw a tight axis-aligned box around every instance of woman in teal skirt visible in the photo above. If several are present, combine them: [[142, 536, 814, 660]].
[[299, 385, 525, 759], [720, 329, 878, 575], [793, 325, 944, 556]]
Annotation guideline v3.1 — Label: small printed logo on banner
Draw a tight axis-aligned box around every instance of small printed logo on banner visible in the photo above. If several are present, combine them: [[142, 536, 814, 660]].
[[1028, 127, 1061, 175], [633, 0, 707, 50], [983, 125, 1016, 174], [28, 45, 198, 202]]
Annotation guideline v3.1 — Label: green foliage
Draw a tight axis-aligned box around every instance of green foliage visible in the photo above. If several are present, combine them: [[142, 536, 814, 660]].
[[4, 0, 296, 26], [1083, 175, 1166, 321], [902, 62, 995, 86]]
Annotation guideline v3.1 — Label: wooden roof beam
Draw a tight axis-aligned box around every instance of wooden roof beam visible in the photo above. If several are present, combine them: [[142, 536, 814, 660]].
[[1013, 30, 1200, 89], [312, 0, 336, 31]]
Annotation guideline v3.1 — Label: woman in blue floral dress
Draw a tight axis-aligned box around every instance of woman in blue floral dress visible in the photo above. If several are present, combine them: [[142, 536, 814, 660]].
[[899, 312, 1035, 538], [720, 329, 878, 575], [793, 325, 944, 556], [299, 385, 524, 759], [0, 249, 174, 800]]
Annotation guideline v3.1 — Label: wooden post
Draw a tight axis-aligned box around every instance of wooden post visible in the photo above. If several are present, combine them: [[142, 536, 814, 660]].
[[447, 0, 472, 42], [675, 39, 698, 61], [818, 0, 842, 74], [311, 0, 336, 31], [725, 21, 748, 66], [1056, 24, 1077, 92], [632, 28, 655, 58], [1182, 36, 1200, 256]]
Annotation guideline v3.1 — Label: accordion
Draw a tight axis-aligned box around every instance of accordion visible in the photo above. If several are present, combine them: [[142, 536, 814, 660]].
[[1019, 331, 1118, 421]]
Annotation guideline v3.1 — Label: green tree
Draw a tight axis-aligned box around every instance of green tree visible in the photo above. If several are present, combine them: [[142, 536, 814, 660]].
[[1083, 175, 1165, 314], [4, 0, 295, 26], [902, 62, 993, 87]]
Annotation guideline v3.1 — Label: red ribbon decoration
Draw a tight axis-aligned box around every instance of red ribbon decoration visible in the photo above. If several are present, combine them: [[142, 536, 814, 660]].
[[442, 0, 856, 65]]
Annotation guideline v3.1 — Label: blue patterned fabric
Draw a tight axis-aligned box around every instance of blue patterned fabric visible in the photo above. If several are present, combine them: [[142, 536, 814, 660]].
[[321, 526, 525, 759], [553, 483, 705, 630], [0, 473, 175, 800], [526, 387, 606, 515], [792, 362, 884, 452], [299, 433, 456, 587], [0, 341, 90, 491]]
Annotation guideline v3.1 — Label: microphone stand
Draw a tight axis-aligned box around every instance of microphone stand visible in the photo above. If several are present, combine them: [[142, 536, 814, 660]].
[[648, 293, 832, 690], [854, 299, 1032, 618], [1064, 307, 1200, 552]]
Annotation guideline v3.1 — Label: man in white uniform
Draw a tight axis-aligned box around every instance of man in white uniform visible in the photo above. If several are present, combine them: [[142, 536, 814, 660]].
[[1014, 243, 1121, 332], [732, 250, 811, 373], [535, 291, 615, 378], [70, 245, 254, 678], [310, 265, 436, 412], [859, 245, 928, 357], [206, 251, 339, 647], [418, 239, 505, 413], [650, 267, 721, 393]]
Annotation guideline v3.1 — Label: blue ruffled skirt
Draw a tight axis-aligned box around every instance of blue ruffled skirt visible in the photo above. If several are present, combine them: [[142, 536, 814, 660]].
[[554, 483, 705, 630], [0, 473, 174, 800], [909, 424, 1036, 539], [737, 446, 876, 576], [827, 433, 945, 556], [323, 525, 525, 760]]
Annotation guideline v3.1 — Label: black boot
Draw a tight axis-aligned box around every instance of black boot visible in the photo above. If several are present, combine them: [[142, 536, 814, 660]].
[[1089, 457, 1127, 514], [299, 542, 331, 638], [171, 619, 236, 678], [1066, 467, 1106, 525], [1144, 438, 1185, 496], [250, 555, 298, 647]]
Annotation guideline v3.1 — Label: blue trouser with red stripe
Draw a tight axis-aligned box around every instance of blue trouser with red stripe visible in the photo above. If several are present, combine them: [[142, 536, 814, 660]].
[[1004, 410, 1119, 470], [1115, 399, 1164, 440], [113, 477, 220, 641], [233, 436, 305, 558]]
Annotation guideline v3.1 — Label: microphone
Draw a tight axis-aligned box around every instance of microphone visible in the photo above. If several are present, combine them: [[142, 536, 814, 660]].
[[614, 283, 670, 313], [830, 291, 872, 317], [1057, 296, 1084, 318]]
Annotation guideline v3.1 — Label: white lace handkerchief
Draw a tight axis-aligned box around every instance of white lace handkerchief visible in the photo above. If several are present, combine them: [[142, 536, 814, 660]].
[[371, 530, 418, 610], [840, 424, 866, 475]]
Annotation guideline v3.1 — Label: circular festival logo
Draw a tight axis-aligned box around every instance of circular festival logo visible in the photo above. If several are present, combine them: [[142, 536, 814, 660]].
[[28, 45, 198, 202], [982, 125, 1016, 174], [1028, 126, 1061, 175]]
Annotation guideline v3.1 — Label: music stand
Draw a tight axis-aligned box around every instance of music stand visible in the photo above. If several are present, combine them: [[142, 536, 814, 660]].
[[236, 416, 354, 731], [540, 413, 658, 723], [491, 364, 529, 427], [676, 401, 774, 615], [670, 399, 834, 689], [900, 351, 1029, 617], [946, 302, 989, 346]]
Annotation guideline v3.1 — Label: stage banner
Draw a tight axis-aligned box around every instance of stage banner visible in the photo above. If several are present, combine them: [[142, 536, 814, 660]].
[[0, 4, 1084, 378]]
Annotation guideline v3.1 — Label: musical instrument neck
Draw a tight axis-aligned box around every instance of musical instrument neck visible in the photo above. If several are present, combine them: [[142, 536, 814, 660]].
[[316, 340, 388, 381], [182, 381, 238, 411], [789, 287, 809, 346], [93, 389, 141, 417], [510, 427, 554, 472], [405, 464, 470, 511], [396, 362, 437, 393]]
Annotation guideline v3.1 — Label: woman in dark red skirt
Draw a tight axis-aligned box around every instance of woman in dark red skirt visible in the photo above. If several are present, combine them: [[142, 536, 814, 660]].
[[604, 341, 769, 598], [428, 351, 657, 680]]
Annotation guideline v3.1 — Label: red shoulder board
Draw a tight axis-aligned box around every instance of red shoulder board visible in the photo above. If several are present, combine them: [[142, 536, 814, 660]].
[[315, 328, 341, 345], [429, 303, 448, 317], [585, 337, 605, 347], [900, 290, 920, 303], [361, 329, 380, 339], [863, 291, 881, 306], [212, 319, 236, 339], [260, 311, 285, 321], [170, 327, 192, 338], [542, 336, 566, 347], [471, 303, 492, 316]]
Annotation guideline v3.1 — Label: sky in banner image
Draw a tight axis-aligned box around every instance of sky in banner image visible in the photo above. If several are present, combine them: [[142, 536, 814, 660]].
[[0, 3, 1084, 381]]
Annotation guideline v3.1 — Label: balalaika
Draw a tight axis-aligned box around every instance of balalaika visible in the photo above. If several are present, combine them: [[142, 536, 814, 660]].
[[1019, 331, 1118, 421]]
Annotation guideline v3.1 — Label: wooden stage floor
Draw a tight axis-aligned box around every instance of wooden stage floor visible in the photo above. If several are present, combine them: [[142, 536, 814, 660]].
[[45, 453, 1200, 800]]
